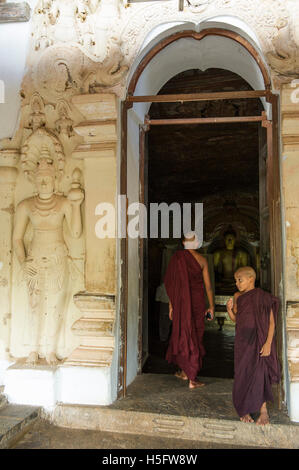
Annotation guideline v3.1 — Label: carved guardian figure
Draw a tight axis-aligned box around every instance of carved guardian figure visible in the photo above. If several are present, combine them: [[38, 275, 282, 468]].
[[13, 146, 84, 365]]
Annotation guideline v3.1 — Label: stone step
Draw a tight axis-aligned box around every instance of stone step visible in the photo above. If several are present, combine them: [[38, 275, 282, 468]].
[[0, 404, 41, 449], [0, 393, 8, 410], [51, 404, 299, 449]]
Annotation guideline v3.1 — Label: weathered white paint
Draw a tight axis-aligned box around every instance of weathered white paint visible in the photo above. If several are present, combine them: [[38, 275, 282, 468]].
[[57, 366, 112, 406]]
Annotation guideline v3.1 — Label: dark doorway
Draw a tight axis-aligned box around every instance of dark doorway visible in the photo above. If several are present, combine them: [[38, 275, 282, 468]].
[[142, 68, 266, 379]]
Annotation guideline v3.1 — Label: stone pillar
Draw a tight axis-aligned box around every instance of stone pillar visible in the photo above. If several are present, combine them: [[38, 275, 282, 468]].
[[0, 149, 19, 381], [281, 83, 299, 421], [65, 94, 117, 369]]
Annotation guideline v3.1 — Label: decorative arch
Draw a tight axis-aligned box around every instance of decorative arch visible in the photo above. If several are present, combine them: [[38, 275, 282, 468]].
[[127, 28, 272, 98]]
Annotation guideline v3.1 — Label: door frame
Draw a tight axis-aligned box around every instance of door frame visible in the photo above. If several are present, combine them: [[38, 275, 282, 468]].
[[118, 29, 283, 402]]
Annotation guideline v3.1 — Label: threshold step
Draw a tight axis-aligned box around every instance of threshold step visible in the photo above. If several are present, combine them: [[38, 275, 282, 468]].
[[0, 404, 41, 449], [52, 404, 299, 449]]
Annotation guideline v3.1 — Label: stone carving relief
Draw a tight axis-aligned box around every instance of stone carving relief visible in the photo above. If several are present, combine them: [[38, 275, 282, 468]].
[[28, 0, 128, 102], [27, 93, 46, 132], [119, 0, 289, 83], [31, 45, 84, 103], [25, 0, 299, 103], [55, 100, 74, 138], [13, 130, 84, 365], [185, 0, 219, 14], [34, 0, 125, 63], [267, 2, 299, 78]]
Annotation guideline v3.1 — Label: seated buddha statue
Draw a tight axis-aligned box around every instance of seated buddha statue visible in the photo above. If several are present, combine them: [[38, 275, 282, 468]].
[[213, 230, 249, 294]]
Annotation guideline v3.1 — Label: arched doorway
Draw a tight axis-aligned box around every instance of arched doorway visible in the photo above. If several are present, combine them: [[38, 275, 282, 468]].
[[119, 27, 283, 405]]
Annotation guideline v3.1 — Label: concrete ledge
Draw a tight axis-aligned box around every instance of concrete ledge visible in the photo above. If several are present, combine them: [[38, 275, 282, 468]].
[[51, 404, 299, 449]]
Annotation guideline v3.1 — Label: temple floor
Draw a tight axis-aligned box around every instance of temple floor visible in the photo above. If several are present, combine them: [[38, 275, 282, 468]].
[[110, 374, 289, 425], [111, 320, 288, 424], [143, 320, 235, 379]]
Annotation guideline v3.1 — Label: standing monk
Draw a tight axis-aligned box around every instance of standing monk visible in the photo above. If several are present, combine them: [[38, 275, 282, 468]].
[[164, 232, 214, 389], [226, 267, 281, 425]]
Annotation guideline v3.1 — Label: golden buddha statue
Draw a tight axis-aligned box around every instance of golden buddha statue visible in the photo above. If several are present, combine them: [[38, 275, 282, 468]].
[[213, 230, 249, 294]]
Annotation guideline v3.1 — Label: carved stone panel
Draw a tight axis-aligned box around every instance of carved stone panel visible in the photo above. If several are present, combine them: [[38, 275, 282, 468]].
[[65, 292, 116, 367]]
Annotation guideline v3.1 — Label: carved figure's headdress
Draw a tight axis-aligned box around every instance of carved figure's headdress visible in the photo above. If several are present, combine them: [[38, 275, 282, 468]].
[[34, 145, 56, 178], [20, 128, 65, 183]]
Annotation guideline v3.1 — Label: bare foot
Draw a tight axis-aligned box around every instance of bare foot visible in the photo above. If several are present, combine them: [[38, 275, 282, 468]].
[[46, 352, 59, 366], [256, 411, 270, 426], [26, 351, 39, 365], [189, 380, 205, 389], [240, 414, 254, 423], [175, 370, 188, 381], [256, 402, 270, 426]]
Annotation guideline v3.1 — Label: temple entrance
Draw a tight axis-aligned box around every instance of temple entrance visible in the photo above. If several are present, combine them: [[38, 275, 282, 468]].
[[120, 28, 283, 405], [140, 68, 268, 380]]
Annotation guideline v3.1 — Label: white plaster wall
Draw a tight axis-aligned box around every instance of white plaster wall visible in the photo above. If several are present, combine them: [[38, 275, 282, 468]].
[[126, 108, 142, 386], [0, 0, 38, 140]]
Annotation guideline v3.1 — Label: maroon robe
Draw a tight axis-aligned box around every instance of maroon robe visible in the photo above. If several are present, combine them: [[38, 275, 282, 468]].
[[233, 288, 281, 417], [164, 250, 206, 381]]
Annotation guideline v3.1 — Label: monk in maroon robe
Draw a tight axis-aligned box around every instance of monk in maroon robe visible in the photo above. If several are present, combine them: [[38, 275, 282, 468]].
[[227, 266, 281, 425], [164, 232, 214, 389]]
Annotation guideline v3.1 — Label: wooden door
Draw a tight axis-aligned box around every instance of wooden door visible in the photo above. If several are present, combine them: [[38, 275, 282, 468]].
[[259, 125, 272, 292], [264, 94, 284, 406]]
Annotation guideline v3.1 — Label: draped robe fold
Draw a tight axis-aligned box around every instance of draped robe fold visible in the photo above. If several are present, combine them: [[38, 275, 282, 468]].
[[164, 250, 206, 381], [233, 288, 281, 417]]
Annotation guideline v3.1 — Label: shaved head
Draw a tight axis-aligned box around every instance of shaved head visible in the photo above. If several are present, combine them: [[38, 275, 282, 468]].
[[234, 266, 256, 280]]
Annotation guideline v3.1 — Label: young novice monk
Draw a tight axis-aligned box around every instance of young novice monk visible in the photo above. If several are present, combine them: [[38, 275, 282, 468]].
[[226, 267, 281, 425]]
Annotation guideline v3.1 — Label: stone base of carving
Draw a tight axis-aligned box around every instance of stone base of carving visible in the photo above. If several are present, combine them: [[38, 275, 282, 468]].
[[4, 361, 114, 408], [5, 362, 59, 410], [65, 292, 116, 367]]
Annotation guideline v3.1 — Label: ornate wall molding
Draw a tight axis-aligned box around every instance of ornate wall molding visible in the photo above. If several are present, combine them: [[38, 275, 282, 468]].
[[63, 92, 117, 367], [119, 0, 290, 82], [65, 293, 116, 367], [20, 0, 299, 110]]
